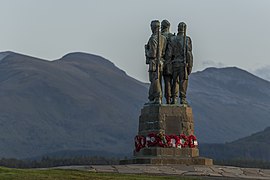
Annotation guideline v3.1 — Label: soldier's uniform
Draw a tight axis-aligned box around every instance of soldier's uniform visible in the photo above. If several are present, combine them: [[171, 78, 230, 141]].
[[166, 22, 193, 105], [161, 20, 175, 104], [145, 20, 167, 104]]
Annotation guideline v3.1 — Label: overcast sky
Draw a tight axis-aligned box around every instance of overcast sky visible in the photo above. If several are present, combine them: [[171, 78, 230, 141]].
[[0, 0, 270, 82]]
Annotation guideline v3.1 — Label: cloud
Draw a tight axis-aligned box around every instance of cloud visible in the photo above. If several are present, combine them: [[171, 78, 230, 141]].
[[200, 60, 226, 69], [253, 65, 270, 81], [202, 60, 225, 67]]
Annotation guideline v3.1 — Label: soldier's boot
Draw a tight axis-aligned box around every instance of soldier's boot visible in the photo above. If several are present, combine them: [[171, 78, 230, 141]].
[[166, 96, 170, 104], [180, 98, 188, 106], [171, 97, 177, 104], [180, 91, 188, 106], [145, 97, 156, 105], [152, 99, 161, 104]]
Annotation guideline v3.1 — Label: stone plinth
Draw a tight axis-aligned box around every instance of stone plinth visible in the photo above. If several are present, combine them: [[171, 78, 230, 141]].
[[138, 105, 194, 136], [120, 104, 213, 165], [120, 157, 213, 166], [134, 147, 199, 158]]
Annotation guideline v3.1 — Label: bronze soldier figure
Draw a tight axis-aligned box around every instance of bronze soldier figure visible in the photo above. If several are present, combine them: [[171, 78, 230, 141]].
[[166, 22, 193, 105], [145, 20, 167, 104], [161, 20, 176, 104]]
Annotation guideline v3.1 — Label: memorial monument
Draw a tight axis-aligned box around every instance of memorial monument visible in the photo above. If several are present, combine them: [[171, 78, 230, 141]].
[[121, 20, 212, 165]]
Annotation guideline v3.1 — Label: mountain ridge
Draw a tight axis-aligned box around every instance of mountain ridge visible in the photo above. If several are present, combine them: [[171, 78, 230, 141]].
[[0, 51, 147, 158], [0, 51, 270, 159], [188, 66, 270, 143], [200, 126, 270, 161]]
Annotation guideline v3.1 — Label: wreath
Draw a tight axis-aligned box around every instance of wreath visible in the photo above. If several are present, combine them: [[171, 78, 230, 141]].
[[146, 133, 159, 147], [157, 133, 170, 147], [134, 133, 198, 152], [179, 134, 189, 148], [134, 135, 146, 152], [188, 134, 198, 148], [168, 135, 180, 148]]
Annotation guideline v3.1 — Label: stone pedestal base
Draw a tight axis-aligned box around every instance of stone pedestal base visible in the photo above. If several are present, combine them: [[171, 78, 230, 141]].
[[134, 147, 199, 158], [121, 105, 213, 166], [120, 157, 213, 165], [121, 147, 213, 165]]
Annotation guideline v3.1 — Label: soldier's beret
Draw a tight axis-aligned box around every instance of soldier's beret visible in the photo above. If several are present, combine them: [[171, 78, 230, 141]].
[[178, 22, 187, 28], [161, 20, 170, 28], [151, 20, 160, 27]]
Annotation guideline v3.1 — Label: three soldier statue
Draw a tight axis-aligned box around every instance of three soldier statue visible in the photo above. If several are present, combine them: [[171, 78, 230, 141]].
[[145, 20, 193, 105]]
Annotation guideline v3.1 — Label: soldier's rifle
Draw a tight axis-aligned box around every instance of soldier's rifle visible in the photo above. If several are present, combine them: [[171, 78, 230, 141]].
[[183, 27, 188, 80], [155, 26, 160, 80]]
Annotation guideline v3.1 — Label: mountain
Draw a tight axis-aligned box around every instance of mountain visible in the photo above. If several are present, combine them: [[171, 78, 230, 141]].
[[0, 51, 147, 158], [254, 66, 270, 82], [0, 51, 270, 159], [189, 67, 270, 143], [199, 127, 270, 161]]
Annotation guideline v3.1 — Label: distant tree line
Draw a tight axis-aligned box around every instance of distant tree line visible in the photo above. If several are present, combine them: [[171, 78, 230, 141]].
[[200, 138, 270, 162], [215, 158, 270, 169], [0, 156, 120, 168]]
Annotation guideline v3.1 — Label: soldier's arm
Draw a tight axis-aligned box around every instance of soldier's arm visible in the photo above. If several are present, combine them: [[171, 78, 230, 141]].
[[147, 37, 157, 59], [187, 37, 193, 74], [161, 35, 167, 60], [145, 43, 150, 64]]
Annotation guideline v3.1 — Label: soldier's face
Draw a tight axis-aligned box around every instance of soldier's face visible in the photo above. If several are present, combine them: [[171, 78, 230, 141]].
[[178, 23, 186, 33], [151, 26, 159, 33], [178, 25, 185, 33]]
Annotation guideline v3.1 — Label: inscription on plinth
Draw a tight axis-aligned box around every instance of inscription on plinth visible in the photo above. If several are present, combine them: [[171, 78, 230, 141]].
[[138, 105, 194, 136]]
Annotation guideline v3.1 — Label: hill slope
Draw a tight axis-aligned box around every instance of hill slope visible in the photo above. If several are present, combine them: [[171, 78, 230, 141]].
[[0, 52, 147, 158], [189, 67, 270, 143], [200, 127, 270, 161]]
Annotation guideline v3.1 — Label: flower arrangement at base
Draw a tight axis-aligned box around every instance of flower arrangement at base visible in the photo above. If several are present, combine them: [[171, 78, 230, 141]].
[[179, 134, 189, 148], [168, 135, 180, 148], [188, 134, 198, 148], [134, 133, 198, 152], [135, 135, 146, 152], [146, 132, 160, 147]]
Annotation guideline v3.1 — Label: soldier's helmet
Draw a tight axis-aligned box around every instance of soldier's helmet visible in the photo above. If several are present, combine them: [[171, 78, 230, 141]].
[[161, 20, 170, 28], [178, 22, 187, 33]]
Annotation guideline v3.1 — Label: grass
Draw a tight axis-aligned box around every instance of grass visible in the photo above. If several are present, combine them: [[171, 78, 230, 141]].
[[0, 166, 199, 180]]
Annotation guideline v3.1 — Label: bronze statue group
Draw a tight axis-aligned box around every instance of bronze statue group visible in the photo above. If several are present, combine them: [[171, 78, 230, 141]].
[[145, 20, 193, 105]]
